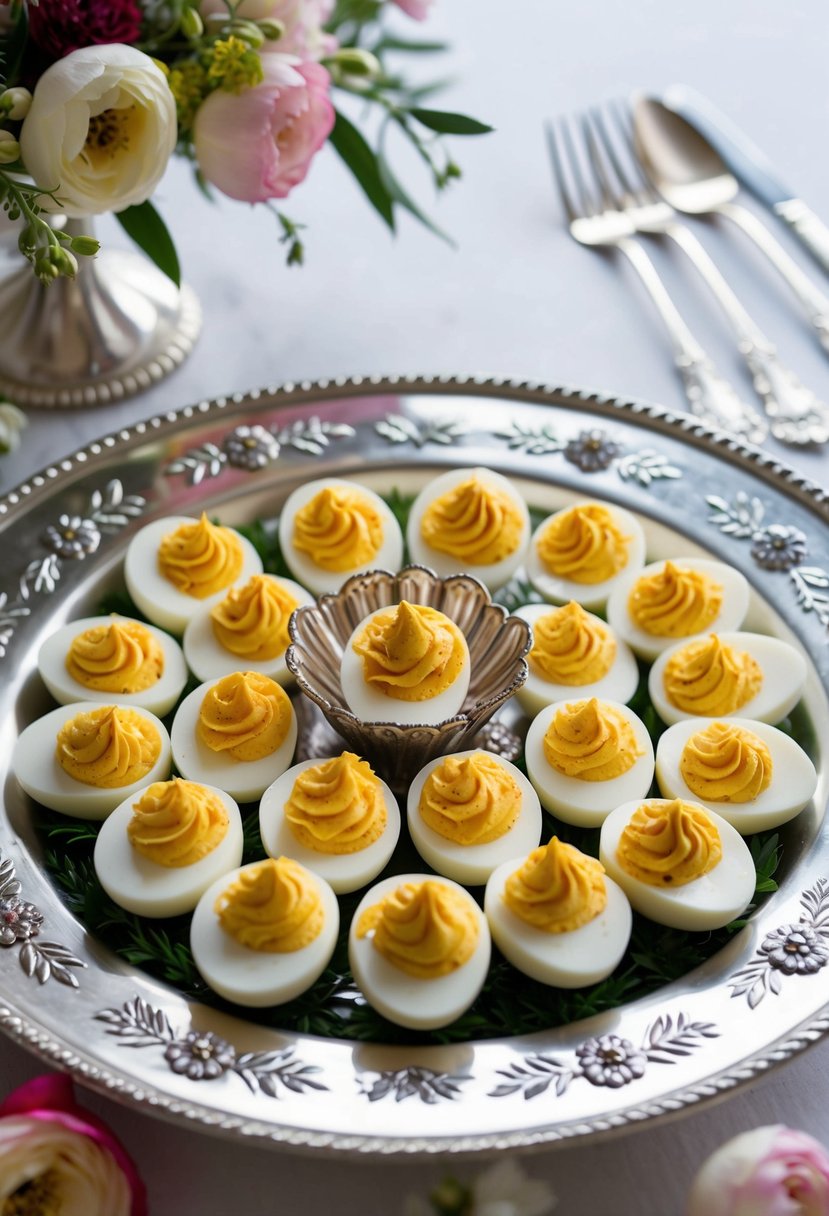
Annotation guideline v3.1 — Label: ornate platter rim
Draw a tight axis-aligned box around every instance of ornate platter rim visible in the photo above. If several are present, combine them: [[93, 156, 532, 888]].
[[1, 372, 829, 1157]]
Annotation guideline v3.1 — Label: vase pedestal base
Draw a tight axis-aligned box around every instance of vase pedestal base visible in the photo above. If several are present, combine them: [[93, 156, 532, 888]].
[[0, 246, 201, 409]]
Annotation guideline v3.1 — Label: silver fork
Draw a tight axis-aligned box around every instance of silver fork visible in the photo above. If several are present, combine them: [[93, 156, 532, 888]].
[[546, 116, 767, 444], [592, 100, 829, 447]]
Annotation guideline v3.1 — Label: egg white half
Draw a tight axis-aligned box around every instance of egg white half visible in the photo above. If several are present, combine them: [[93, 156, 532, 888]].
[[599, 798, 756, 931], [407, 751, 543, 885], [13, 702, 172, 820], [526, 502, 646, 611], [124, 516, 263, 635], [171, 677, 298, 803], [649, 632, 808, 727], [278, 478, 404, 596], [93, 784, 244, 917], [348, 872, 491, 1030], [260, 759, 402, 893], [606, 558, 750, 662], [341, 605, 471, 726], [191, 862, 340, 1007], [183, 575, 314, 685], [655, 717, 817, 834], [406, 467, 531, 592], [38, 615, 188, 717], [485, 856, 632, 987], [524, 700, 654, 828], [513, 603, 640, 716]]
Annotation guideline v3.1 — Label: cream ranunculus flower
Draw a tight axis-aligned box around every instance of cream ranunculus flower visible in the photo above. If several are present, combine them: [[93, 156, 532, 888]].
[[0, 1117, 131, 1216], [19, 43, 177, 218]]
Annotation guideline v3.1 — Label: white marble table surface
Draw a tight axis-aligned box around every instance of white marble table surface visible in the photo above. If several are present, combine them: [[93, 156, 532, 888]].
[[2, 0, 829, 1212]]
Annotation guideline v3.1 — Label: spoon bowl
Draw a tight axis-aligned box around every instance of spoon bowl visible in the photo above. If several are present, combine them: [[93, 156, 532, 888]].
[[633, 97, 740, 213]]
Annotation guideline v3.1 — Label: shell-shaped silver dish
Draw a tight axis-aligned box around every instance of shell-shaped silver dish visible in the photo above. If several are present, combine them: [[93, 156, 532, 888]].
[[0, 375, 828, 1155], [286, 565, 530, 789]]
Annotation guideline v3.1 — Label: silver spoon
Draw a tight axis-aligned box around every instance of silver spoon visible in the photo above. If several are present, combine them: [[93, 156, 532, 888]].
[[633, 95, 829, 358]]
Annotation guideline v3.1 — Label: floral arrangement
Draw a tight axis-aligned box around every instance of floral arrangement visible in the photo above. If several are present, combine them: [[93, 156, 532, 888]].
[[0, 0, 490, 283]]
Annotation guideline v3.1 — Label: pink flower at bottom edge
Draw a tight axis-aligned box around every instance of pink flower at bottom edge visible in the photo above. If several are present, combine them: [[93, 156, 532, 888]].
[[0, 1074, 147, 1216], [687, 1125, 829, 1216]]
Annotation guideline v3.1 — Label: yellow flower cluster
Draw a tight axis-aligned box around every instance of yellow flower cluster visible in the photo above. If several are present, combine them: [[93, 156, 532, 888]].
[[207, 36, 265, 95]]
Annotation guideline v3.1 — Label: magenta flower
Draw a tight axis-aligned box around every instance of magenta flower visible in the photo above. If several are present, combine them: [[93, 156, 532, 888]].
[[0, 1074, 146, 1216], [193, 55, 334, 202], [687, 1126, 829, 1216]]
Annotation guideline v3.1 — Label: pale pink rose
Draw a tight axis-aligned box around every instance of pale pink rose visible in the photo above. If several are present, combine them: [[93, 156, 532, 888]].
[[391, 0, 434, 20], [193, 55, 334, 202], [199, 0, 335, 58], [687, 1126, 829, 1216]]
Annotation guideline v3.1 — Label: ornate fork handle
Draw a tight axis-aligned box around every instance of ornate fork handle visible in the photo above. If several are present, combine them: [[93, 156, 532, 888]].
[[775, 199, 829, 277], [742, 342, 829, 446]]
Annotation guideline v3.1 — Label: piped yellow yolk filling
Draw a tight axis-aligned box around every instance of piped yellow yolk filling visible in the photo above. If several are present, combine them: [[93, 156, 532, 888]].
[[504, 838, 607, 932], [285, 752, 387, 855], [197, 671, 291, 761], [628, 562, 723, 638], [617, 799, 722, 887], [216, 857, 323, 953], [356, 880, 478, 979], [65, 618, 163, 693], [210, 574, 299, 661], [680, 721, 772, 804], [419, 475, 523, 565], [529, 602, 616, 685], [543, 698, 641, 782], [419, 753, 521, 845], [536, 503, 631, 585], [662, 635, 762, 716], [157, 513, 244, 599], [127, 779, 228, 867], [352, 602, 467, 704], [55, 705, 161, 788], [292, 486, 382, 572]]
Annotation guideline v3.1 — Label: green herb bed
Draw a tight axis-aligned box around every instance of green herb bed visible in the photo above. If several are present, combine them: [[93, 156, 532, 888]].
[[36, 497, 794, 1046]]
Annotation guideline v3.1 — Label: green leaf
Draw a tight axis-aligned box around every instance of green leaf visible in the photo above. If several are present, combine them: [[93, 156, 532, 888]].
[[374, 36, 449, 54], [376, 152, 454, 245], [329, 109, 395, 230], [115, 200, 181, 287], [409, 108, 493, 136], [1, 2, 28, 90]]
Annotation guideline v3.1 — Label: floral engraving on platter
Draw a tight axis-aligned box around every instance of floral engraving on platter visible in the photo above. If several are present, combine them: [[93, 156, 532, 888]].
[[0, 852, 86, 989], [491, 422, 682, 486], [615, 450, 682, 486], [359, 1066, 470, 1104], [166, 417, 355, 483], [375, 414, 467, 448], [729, 880, 829, 1010], [494, 422, 563, 456], [489, 1014, 718, 1100], [95, 997, 328, 1097]]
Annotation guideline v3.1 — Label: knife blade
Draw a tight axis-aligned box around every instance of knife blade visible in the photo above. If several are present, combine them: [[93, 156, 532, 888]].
[[663, 85, 829, 276]]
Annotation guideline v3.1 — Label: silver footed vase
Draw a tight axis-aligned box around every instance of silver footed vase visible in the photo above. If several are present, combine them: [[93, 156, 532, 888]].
[[0, 217, 201, 408]]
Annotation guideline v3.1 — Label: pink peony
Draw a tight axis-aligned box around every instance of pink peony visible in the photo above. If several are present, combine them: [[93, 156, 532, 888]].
[[193, 55, 334, 202], [0, 1074, 146, 1216], [199, 0, 335, 59], [687, 1126, 829, 1216], [390, 0, 434, 20]]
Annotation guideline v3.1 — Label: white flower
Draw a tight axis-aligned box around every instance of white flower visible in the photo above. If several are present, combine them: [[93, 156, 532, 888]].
[[0, 403, 26, 454], [0, 1116, 131, 1216], [19, 44, 177, 217], [403, 1160, 556, 1216]]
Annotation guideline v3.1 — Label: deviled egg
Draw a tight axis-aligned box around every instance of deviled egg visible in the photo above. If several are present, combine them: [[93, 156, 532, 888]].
[[14, 702, 171, 819], [606, 558, 750, 662], [485, 837, 632, 987], [514, 602, 639, 715], [526, 501, 646, 611], [599, 797, 755, 930], [649, 632, 808, 726], [94, 779, 244, 917], [125, 514, 263, 634], [340, 601, 471, 725], [260, 753, 401, 893], [278, 478, 404, 596], [183, 573, 313, 684], [191, 857, 339, 1007], [171, 671, 297, 802], [406, 467, 530, 591], [38, 614, 188, 717], [407, 750, 542, 885], [349, 874, 491, 1030], [655, 717, 817, 834], [524, 698, 654, 827]]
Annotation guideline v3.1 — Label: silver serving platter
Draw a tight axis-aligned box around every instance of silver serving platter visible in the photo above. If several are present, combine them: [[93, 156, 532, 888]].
[[1, 375, 829, 1155]]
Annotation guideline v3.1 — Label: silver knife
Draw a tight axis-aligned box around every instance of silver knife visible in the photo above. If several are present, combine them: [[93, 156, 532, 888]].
[[664, 84, 829, 275]]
